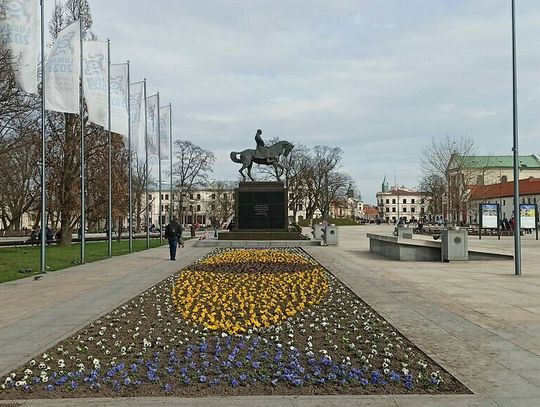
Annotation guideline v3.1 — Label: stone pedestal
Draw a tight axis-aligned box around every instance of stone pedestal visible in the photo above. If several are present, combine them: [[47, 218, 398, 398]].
[[236, 181, 288, 231], [219, 181, 304, 240]]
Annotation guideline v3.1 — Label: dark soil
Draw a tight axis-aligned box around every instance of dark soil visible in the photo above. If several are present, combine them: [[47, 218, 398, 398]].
[[0, 248, 470, 399]]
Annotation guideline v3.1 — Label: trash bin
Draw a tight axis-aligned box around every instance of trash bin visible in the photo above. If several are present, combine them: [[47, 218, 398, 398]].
[[325, 225, 339, 245], [395, 226, 413, 238], [441, 227, 468, 261], [312, 224, 324, 240]]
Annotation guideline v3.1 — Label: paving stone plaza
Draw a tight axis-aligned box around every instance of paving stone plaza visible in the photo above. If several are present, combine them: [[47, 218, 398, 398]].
[[1, 225, 539, 406]]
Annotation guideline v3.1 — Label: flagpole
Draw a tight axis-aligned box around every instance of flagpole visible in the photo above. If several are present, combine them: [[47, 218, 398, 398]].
[[127, 61, 133, 253], [107, 39, 112, 258], [144, 79, 149, 249], [169, 104, 173, 221], [39, 0, 46, 274], [511, 0, 521, 276], [157, 92, 162, 245], [79, 19, 86, 264]]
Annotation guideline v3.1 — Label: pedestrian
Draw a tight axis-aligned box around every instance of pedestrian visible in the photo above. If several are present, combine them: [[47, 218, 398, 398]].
[[164, 216, 181, 260]]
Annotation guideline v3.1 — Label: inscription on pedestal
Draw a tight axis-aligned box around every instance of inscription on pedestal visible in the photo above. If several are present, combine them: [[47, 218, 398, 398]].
[[236, 182, 287, 231], [254, 204, 270, 216]]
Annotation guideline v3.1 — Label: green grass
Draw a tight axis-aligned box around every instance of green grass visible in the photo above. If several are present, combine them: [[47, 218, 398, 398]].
[[0, 239, 166, 284]]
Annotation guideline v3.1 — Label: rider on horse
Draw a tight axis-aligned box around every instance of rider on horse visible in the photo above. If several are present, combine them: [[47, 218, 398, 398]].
[[254, 129, 272, 163], [230, 130, 294, 181]]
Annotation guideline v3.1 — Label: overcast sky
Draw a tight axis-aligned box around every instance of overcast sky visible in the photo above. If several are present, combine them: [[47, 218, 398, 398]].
[[48, 0, 540, 203]]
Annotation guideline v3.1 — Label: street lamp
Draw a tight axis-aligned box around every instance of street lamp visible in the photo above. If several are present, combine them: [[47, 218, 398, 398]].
[[499, 162, 503, 220], [511, 0, 521, 275]]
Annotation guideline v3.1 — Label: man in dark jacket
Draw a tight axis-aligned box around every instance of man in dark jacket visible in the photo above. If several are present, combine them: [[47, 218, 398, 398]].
[[164, 216, 181, 260]]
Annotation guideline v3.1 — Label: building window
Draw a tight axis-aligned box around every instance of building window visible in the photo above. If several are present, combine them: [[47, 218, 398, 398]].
[[211, 204, 216, 210], [161, 205, 164, 211], [223, 193, 227, 198], [392, 199, 396, 204], [403, 199, 407, 204], [160, 194, 164, 200], [402, 207, 407, 212], [212, 193, 216, 200], [411, 199, 415, 204], [299, 204, 303, 210], [386, 199, 389, 204], [196, 205, 201, 211], [197, 193, 201, 200], [165, 205, 169, 211], [392, 207, 396, 212], [476, 175, 484, 185], [182, 206, 187, 212], [501, 175, 508, 183], [421, 199, 425, 204], [503, 199, 505, 205], [411, 207, 415, 213], [148, 194, 152, 200], [189, 205, 193, 211], [190, 193, 194, 199], [386, 207, 389, 212], [165, 194, 169, 200]]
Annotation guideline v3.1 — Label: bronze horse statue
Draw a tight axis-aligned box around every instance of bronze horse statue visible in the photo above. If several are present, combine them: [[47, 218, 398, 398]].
[[230, 140, 294, 181]]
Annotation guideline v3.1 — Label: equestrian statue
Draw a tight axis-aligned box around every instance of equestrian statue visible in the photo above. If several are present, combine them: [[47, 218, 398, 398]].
[[230, 129, 294, 181]]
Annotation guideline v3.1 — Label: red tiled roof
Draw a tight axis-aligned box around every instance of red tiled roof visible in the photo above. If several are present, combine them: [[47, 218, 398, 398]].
[[469, 177, 540, 199], [364, 206, 379, 215]]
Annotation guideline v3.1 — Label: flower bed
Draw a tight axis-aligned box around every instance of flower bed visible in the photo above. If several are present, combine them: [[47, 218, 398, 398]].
[[0, 248, 469, 399]]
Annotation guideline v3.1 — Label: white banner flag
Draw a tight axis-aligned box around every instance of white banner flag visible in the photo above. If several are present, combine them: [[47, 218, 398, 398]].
[[109, 63, 129, 137], [159, 106, 170, 160], [146, 94, 159, 156], [129, 82, 145, 153], [82, 41, 108, 129], [44, 20, 80, 113], [0, 0, 38, 93]]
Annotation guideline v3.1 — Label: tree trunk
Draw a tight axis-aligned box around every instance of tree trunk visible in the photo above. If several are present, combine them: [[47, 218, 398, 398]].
[[59, 216, 72, 246], [117, 217, 122, 242]]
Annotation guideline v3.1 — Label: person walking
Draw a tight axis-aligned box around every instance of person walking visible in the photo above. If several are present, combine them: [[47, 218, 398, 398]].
[[164, 216, 182, 260]]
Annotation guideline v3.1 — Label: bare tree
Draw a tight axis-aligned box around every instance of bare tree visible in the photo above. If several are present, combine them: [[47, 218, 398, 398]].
[[206, 181, 236, 227], [305, 145, 343, 220], [48, 1, 65, 40], [130, 153, 154, 232], [283, 144, 310, 221], [0, 35, 40, 230], [0, 132, 40, 230], [0, 41, 39, 157], [171, 140, 216, 223], [317, 171, 353, 220], [419, 135, 478, 224]]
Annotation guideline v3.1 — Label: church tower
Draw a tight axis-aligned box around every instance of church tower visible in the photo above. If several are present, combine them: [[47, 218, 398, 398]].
[[381, 176, 389, 192]]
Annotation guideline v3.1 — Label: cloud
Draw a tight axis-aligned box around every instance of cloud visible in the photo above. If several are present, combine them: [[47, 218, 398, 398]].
[[464, 109, 499, 120], [44, 0, 540, 203]]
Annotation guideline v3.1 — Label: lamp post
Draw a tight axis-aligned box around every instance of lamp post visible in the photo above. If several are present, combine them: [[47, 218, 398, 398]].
[[511, 0, 521, 275], [499, 163, 503, 219]]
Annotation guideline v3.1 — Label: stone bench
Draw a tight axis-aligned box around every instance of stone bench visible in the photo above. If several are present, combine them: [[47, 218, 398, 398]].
[[367, 233, 513, 262], [368, 233, 442, 261]]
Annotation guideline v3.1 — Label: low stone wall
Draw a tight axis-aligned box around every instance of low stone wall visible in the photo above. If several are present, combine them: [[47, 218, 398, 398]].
[[367, 233, 513, 262], [195, 240, 322, 248], [368, 234, 441, 261]]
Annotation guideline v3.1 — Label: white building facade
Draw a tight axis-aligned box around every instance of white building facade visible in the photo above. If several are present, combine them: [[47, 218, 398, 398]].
[[376, 187, 429, 223]]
